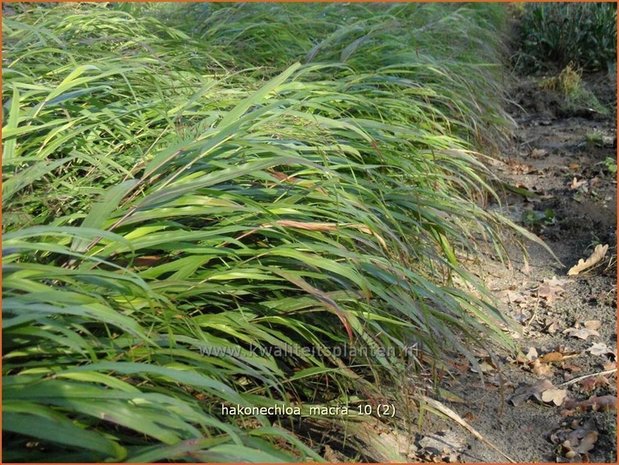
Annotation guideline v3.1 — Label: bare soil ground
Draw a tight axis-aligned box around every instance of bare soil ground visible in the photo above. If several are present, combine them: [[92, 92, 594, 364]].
[[403, 73, 617, 463]]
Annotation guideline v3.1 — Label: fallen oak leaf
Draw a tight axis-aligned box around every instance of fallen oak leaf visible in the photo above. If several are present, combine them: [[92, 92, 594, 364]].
[[561, 362, 583, 374], [543, 319, 560, 334], [577, 377, 599, 394], [541, 388, 568, 406], [569, 177, 587, 190], [592, 375, 610, 388], [563, 327, 599, 340], [509, 379, 555, 406], [567, 244, 609, 276], [587, 342, 615, 357], [575, 430, 598, 454], [572, 375, 610, 394], [532, 359, 554, 377], [551, 421, 599, 460], [550, 421, 595, 447], [562, 395, 616, 414], [478, 361, 496, 373], [583, 320, 601, 331], [469, 357, 496, 374], [514, 352, 529, 364], [603, 361, 616, 371], [537, 277, 568, 304]]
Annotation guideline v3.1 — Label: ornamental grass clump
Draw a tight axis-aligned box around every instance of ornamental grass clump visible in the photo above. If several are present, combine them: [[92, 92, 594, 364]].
[[175, 1, 513, 148], [4, 3, 535, 461]]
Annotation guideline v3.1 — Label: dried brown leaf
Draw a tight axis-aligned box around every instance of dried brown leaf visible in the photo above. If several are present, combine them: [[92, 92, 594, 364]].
[[531, 148, 548, 159], [575, 431, 598, 454], [526, 346, 539, 361], [569, 177, 587, 190], [583, 320, 601, 331], [539, 351, 566, 363], [478, 361, 496, 373], [509, 379, 555, 406], [577, 377, 598, 394], [603, 361, 616, 371], [541, 388, 568, 406], [532, 359, 554, 377], [563, 395, 617, 414], [587, 342, 614, 357], [538, 277, 568, 304], [567, 244, 609, 276], [264, 221, 388, 248], [544, 320, 560, 335], [563, 327, 600, 340]]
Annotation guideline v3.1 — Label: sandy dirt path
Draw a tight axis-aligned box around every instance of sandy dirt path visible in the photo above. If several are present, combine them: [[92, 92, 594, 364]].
[[407, 72, 617, 463]]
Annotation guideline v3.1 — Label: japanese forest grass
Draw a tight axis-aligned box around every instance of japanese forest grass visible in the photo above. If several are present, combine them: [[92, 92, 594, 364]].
[[3, 3, 535, 462]]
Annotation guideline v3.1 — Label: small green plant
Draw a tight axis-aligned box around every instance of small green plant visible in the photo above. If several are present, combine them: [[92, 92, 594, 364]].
[[603, 157, 617, 175], [586, 130, 605, 147], [522, 208, 556, 227], [540, 64, 582, 95], [540, 64, 608, 115]]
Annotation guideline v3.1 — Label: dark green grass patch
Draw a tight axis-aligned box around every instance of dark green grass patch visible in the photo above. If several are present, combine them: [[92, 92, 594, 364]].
[[514, 2, 617, 73]]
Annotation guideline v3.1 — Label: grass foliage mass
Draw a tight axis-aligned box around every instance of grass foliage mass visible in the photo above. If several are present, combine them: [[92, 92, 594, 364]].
[[3, 2, 529, 461]]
